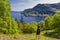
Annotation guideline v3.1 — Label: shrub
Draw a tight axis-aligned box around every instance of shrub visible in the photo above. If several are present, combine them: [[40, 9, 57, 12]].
[[18, 22, 38, 33], [0, 0, 21, 34]]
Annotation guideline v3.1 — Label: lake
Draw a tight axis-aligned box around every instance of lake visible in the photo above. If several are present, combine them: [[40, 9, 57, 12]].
[[11, 12, 46, 23]]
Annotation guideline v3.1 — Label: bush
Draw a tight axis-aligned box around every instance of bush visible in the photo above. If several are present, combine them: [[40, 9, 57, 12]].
[[39, 21, 45, 31], [23, 23, 35, 33], [0, 0, 21, 34], [43, 11, 60, 37], [18, 22, 38, 33]]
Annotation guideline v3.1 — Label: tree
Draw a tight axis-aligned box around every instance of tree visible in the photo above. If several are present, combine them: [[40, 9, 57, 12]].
[[44, 16, 54, 30], [0, 0, 21, 34], [22, 22, 38, 33], [44, 11, 60, 37]]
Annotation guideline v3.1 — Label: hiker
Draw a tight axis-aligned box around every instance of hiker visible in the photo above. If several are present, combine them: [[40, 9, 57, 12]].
[[36, 25, 41, 40]]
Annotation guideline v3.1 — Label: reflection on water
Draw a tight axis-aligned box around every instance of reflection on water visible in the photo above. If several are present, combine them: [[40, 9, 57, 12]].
[[11, 12, 46, 23]]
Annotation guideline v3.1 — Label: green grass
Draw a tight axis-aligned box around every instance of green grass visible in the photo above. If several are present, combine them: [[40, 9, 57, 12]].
[[0, 30, 59, 40]]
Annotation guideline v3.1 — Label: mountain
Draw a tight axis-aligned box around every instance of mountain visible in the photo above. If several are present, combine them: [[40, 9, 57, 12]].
[[11, 3, 60, 23], [22, 3, 60, 16]]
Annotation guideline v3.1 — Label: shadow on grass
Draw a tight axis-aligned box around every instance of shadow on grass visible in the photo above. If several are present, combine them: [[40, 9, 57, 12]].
[[44, 32, 60, 39]]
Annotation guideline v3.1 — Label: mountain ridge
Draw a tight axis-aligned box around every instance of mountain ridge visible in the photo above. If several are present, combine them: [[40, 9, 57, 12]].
[[22, 3, 60, 16]]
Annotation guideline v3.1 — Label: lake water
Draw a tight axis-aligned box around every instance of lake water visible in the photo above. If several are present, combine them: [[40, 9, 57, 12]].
[[11, 12, 46, 23]]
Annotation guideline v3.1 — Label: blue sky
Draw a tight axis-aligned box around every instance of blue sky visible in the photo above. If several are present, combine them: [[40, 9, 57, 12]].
[[9, 0, 60, 11]]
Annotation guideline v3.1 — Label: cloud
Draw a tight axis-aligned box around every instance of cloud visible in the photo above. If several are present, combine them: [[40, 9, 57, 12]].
[[39, 0, 60, 3], [9, 0, 60, 11]]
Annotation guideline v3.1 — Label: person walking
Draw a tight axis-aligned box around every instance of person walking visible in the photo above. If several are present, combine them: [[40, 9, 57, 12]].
[[36, 25, 41, 40]]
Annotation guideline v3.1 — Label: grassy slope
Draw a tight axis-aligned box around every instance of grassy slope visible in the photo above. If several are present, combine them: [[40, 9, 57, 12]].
[[0, 30, 59, 40]]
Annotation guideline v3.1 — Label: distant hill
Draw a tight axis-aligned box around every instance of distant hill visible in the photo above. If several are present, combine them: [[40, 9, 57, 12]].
[[11, 3, 60, 22], [22, 3, 60, 16]]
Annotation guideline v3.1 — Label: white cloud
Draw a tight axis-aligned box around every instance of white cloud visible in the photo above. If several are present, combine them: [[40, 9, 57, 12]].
[[38, 0, 60, 4], [10, 0, 60, 11]]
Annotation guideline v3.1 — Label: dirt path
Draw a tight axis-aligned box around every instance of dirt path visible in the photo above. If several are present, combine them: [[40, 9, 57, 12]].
[[0, 31, 60, 40]]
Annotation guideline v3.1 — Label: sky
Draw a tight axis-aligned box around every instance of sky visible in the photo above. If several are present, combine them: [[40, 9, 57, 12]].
[[9, 0, 60, 11]]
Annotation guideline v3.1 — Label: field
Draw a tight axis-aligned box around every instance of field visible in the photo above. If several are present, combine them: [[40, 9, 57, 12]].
[[0, 30, 59, 40]]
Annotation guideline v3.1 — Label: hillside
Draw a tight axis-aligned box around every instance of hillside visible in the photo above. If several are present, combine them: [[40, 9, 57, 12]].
[[11, 3, 60, 22], [22, 3, 60, 16]]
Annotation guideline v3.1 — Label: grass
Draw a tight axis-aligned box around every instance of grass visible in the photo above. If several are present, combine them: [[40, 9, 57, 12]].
[[0, 30, 59, 40]]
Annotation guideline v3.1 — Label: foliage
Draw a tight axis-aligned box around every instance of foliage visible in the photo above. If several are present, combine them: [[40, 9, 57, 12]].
[[44, 16, 54, 30], [39, 10, 60, 37], [18, 22, 38, 33], [0, 0, 21, 34], [39, 21, 45, 31]]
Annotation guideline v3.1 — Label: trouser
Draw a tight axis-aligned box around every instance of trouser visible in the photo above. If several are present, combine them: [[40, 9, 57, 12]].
[[36, 35, 40, 40]]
